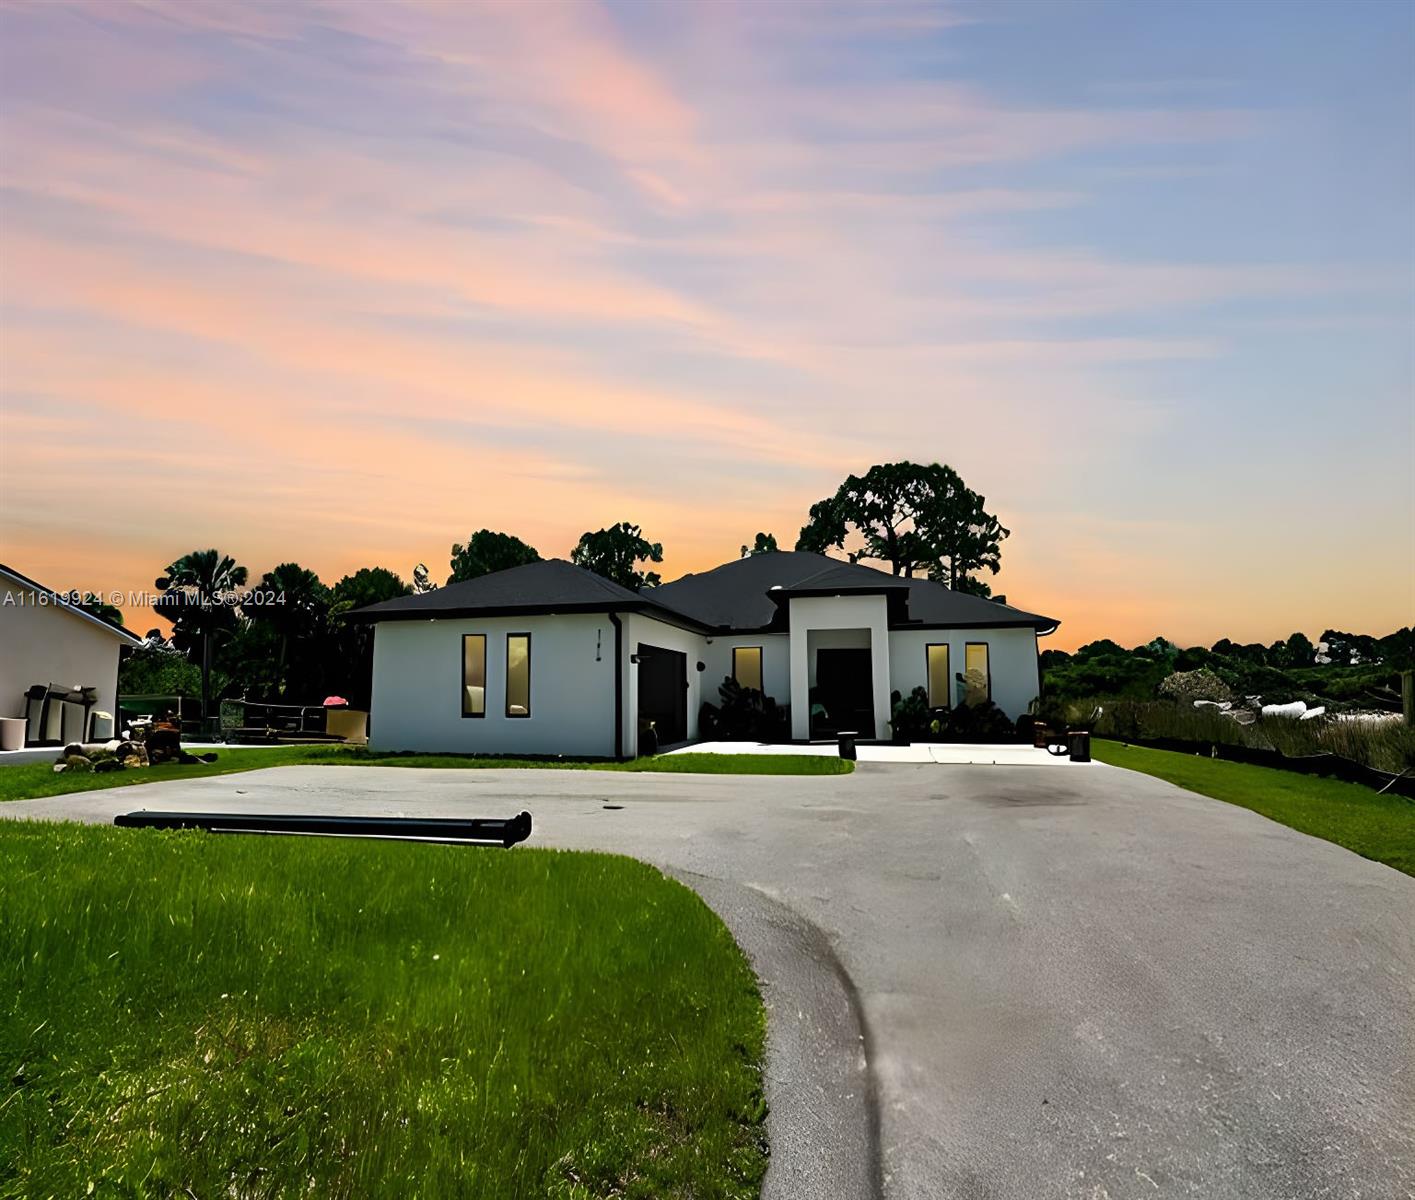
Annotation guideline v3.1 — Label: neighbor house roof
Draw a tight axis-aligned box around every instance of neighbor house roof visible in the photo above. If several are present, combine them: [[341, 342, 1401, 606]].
[[0, 563, 143, 645], [352, 552, 1058, 635]]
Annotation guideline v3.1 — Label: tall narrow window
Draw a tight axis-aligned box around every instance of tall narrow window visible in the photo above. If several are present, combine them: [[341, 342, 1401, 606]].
[[506, 633, 531, 717], [462, 634, 486, 717], [964, 642, 990, 705], [733, 646, 763, 692], [926, 643, 950, 708]]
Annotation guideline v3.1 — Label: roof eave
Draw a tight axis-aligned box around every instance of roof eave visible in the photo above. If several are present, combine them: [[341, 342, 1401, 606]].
[[355, 598, 715, 635], [0, 563, 142, 645]]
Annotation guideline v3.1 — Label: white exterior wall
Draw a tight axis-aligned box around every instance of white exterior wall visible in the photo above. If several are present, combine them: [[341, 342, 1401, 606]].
[[370, 613, 619, 756], [887, 626, 1042, 720], [701, 633, 790, 703], [0, 590, 129, 739], [622, 613, 710, 757], [366, 608, 1046, 755], [788, 595, 892, 739]]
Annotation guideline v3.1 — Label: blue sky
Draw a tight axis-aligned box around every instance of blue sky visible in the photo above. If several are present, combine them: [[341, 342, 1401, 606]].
[[1, 0, 1410, 646]]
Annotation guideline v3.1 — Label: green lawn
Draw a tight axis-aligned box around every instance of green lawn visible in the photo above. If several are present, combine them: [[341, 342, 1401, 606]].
[[1094, 740, 1415, 877], [0, 745, 851, 803], [0, 822, 767, 1199]]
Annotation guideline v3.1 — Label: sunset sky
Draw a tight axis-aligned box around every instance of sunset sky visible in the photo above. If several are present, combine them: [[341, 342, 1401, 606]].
[[1, 0, 1411, 651]]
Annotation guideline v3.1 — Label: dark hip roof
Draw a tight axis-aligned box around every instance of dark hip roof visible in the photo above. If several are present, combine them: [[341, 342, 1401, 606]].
[[352, 551, 1058, 635], [646, 551, 1058, 633], [348, 558, 711, 631]]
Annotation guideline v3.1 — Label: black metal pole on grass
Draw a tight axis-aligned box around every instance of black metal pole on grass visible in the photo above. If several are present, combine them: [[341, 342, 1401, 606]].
[[113, 810, 534, 847]]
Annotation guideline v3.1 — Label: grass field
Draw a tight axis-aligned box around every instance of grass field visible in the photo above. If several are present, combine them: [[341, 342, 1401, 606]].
[[0, 745, 852, 803], [0, 823, 767, 1199], [1094, 740, 1415, 877]]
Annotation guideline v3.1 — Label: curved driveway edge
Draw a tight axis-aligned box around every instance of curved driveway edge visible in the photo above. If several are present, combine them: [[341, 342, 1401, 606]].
[[672, 870, 882, 1200]]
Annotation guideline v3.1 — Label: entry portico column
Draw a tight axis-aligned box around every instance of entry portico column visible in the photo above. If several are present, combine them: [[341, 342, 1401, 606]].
[[790, 613, 810, 740], [868, 621, 892, 740]]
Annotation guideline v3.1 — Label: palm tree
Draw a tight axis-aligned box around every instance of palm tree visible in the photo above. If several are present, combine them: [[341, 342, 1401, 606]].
[[246, 563, 331, 698], [154, 550, 249, 727]]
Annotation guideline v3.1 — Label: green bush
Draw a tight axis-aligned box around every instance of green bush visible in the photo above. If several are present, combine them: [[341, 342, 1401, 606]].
[[888, 687, 935, 740], [1158, 668, 1232, 703], [889, 688, 1020, 743], [699, 677, 788, 741], [937, 699, 1019, 742]]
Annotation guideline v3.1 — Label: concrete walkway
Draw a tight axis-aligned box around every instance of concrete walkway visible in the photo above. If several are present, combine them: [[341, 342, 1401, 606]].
[[5, 763, 1413, 1199], [670, 739, 1076, 765]]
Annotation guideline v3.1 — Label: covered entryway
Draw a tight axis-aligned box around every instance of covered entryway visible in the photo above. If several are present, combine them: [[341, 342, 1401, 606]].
[[637, 644, 687, 746], [787, 593, 894, 741]]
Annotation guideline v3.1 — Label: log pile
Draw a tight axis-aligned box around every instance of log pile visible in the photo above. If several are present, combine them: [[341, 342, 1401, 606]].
[[52, 735, 217, 774]]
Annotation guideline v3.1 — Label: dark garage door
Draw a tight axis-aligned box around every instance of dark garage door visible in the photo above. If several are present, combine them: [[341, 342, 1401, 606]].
[[637, 644, 687, 746]]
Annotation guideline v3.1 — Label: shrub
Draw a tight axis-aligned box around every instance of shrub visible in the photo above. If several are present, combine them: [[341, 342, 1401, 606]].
[[888, 687, 935, 740], [1158, 669, 1233, 703], [698, 677, 787, 741], [938, 699, 1024, 743]]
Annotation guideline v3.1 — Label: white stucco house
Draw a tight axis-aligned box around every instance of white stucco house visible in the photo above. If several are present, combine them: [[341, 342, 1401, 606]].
[[356, 552, 1058, 758], [0, 563, 142, 748]]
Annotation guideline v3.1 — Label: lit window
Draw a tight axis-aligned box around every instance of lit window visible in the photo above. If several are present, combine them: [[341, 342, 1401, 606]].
[[506, 634, 531, 717], [462, 634, 486, 717], [926, 643, 950, 708], [964, 642, 990, 705], [733, 646, 763, 692]]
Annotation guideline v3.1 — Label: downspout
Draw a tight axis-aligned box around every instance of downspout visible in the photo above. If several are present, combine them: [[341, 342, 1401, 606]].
[[608, 613, 624, 760]]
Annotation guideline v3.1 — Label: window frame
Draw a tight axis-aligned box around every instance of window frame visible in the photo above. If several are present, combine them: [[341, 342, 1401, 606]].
[[964, 641, 992, 705], [461, 633, 487, 719], [505, 632, 532, 719], [925, 642, 951, 709], [732, 645, 764, 693]]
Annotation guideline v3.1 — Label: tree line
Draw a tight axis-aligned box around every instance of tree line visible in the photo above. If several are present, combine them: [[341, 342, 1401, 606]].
[[1041, 629, 1415, 708]]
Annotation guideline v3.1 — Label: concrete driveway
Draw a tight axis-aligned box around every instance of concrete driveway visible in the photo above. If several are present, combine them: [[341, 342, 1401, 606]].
[[6, 762, 1413, 1199]]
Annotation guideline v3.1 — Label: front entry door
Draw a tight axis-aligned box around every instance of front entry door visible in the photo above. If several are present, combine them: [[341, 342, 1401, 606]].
[[814, 648, 874, 737]]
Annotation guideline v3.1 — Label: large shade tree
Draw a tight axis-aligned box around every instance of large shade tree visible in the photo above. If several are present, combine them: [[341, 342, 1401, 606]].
[[329, 567, 413, 708], [739, 532, 779, 557], [154, 549, 249, 724], [795, 461, 1009, 593], [448, 530, 541, 584], [571, 522, 664, 590], [71, 592, 125, 627]]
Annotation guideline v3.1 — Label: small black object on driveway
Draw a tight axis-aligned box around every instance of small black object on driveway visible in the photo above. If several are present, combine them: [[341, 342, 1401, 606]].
[[836, 730, 858, 760], [112, 810, 534, 847]]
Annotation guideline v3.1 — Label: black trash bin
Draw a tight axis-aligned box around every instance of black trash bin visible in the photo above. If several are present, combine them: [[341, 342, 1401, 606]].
[[1067, 730, 1091, 762], [836, 730, 858, 761]]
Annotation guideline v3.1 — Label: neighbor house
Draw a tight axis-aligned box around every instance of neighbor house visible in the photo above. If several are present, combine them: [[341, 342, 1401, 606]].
[[0, 563, 142, 748], [355, 552, 1058, 758]]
